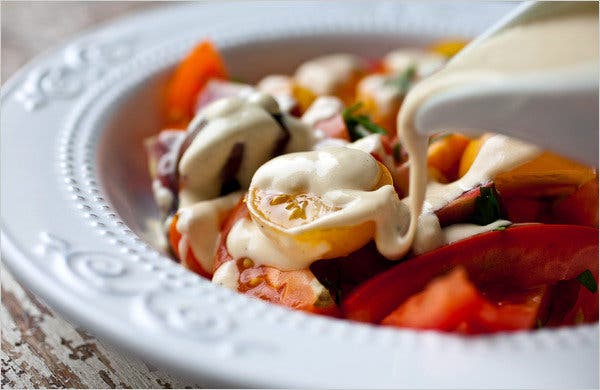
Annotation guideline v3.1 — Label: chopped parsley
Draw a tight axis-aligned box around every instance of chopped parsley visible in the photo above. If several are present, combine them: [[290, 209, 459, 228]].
[[385, 65, 417, 96], [493, 225, 507, 231], [472, 186, 503, 226], [577, 269, 598, 293], [317, 270, 343, 305], [342, 102, 387, 141]]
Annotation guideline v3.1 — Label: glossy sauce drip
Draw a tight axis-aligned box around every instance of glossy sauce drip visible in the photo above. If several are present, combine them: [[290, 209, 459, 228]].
[[178, 93, 314, 207], [209, 9, 598, 275], [176, 192, 242, 272], [230, 148, 411, 268], [383, 48, 446, 78], [294, 54, 362, 95], [227, 130, 544, 270], [396, 8, 597, 260]]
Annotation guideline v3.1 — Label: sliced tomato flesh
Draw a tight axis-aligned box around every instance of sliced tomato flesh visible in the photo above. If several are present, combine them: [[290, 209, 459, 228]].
[[382, 267, 547, 334], [165, 40, 228, 127], [343, 224, 598, 324], [382, 267, 484, 331], [168, 214, 212, 279], [213, 199, 340, 316]]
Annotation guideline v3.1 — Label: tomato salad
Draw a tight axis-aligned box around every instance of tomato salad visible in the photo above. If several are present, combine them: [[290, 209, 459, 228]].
[[146, 40, 598, 334]]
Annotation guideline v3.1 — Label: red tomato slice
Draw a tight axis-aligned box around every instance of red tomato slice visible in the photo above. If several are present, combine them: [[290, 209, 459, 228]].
[[434, 183, 494, 227], [552, 178, 599, 228], [165, 40, 228, 128], [314, 113, 350, 141], [382, 267, 547, 334], [213, 199, 340, 316], [342, 224, 598, 324], [382, 267, 485, 331], [168, 214, 212, 279]]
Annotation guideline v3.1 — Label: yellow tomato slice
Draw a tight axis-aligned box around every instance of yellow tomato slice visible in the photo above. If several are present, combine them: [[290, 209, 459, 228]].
[[429, 39, 469, 58], [427, 133, 471, 182], [458, 134, 491, 178], [247, 161, 393, 260], [494, 152, 597, 197], [459, 135, 596, 197]]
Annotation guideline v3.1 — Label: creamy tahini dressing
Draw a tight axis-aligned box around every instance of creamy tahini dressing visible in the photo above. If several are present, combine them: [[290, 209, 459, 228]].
[[294, 54, 362, 96], [223, 11, 597, 270], [412, 213, 511, 255], [230, 134, 537, 268], [212, 259, 240, 290], [178, 92, 314, 207], [231, 148, 412, 267], [395, 10, 597, 262], [357, 74, 401, 117], [256, 74, 296, 113], [192, 10, 597, 276], [301, 96, 344, 127], [421, 134, 540, 213], [152, 179, 174, 214], [384, 49, 446, 78], [226, 217, 330, 271], [176, 191, 242, 272]]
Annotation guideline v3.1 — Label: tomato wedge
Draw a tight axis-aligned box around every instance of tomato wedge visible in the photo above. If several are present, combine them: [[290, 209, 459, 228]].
[[314, 113, 350, 141], [165, 40, 228, 128], [552, 178, 599, 228], [213, 199, 340, 316], [381, 267, 547, 334], [382, 267, 485, 331], [342, 224, 598, 324], [168, 214, 212, 279]]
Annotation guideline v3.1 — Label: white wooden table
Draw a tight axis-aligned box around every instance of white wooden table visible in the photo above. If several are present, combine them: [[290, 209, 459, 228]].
[[1, 3, 200, 388]]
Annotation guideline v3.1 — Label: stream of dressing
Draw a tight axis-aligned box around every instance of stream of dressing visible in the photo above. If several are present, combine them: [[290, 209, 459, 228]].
[[229, 134, 536, 270], [223, 8, 597, 271], [397, 9, 597, 258]]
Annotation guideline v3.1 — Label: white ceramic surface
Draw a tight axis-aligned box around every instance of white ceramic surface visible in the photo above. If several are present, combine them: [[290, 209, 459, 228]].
[[1, 2, 598, 388]]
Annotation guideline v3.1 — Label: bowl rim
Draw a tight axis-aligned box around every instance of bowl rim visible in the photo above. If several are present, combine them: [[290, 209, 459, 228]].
[[2, 2, 598, 388]]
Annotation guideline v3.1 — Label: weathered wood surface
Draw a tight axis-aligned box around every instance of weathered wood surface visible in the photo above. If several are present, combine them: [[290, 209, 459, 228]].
[[1, 263, 200, 389], [1, 3, 200, 388]]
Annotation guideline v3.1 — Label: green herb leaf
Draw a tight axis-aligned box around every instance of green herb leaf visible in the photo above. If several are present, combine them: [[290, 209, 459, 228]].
[[343, 102, 363, 116], [342, 102, 388, 141], [494, 225, 507, 231], [577, 269, 598, 293], [472, 186, 503, 225], [385, 65, 417, 95], [316, 269, 343, 305]]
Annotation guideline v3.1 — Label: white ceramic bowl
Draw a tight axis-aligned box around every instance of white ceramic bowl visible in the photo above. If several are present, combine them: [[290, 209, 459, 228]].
[[2, 2, 598, 388]]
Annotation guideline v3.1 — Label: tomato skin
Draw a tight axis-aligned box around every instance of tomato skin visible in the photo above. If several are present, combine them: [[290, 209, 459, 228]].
[[381, 267, 547, 334], [165, 41, 228, 127], [168, 214, 212, 279], [382, 267, 484, 331], [213, 198, 249, 271], [342, 224, 598, 324], [427, 133, 471, 183], [213, 199, 340, 316], [551, 178, 599, 228], [434, 184, 492, 227], [314, 114, 350, 141]]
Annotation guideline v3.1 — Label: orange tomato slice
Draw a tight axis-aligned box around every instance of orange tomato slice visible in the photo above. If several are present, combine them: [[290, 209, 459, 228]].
[[165, 40, 228, 127], [247, 161, 393, 260]]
